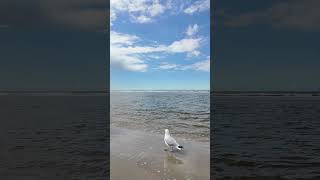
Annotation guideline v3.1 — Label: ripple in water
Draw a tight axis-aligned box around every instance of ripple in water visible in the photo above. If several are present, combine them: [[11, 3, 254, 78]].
[[0, 95, 108, 179], [213, 96, 320, 179], [111, 91, 210, 141]]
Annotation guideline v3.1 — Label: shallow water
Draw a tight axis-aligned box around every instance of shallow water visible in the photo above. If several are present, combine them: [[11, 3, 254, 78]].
[[111, 127, 210, 180], [213, 96, 320, 179], [111, 91, 210, 141], [110, 91, 210, 180], [0, 95, 108, 179]]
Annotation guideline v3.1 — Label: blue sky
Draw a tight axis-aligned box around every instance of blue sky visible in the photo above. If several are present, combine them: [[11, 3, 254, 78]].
[[110, 0, 210, 90]]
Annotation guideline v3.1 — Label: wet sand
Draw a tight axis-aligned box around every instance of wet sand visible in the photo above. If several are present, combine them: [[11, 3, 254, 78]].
[[111, 127, 210, 180]]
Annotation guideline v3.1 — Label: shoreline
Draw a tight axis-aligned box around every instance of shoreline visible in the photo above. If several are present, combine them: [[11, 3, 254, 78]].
[[111, 126, 210, 180]]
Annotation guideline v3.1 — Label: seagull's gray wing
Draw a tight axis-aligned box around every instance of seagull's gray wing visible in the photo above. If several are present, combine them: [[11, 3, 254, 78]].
[[164, 136, 179, 147]]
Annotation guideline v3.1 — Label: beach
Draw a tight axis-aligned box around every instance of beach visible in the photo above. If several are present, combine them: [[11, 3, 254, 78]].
[[110, 91, 210, 179], [111, 126, 210, 180]]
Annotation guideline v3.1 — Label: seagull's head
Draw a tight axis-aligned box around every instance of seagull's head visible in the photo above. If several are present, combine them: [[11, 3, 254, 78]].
[[165, 129, 170, 135]]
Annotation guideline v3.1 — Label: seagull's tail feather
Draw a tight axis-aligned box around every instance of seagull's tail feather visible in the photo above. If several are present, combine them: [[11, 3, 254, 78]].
[[176, 145, 183, 150]]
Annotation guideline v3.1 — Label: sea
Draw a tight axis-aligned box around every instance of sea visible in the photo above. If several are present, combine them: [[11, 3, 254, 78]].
[[1, 92, 319, 179], [0, 94, 108, 180], [111, 91, 210, 142], [213, 95, 320, 179]]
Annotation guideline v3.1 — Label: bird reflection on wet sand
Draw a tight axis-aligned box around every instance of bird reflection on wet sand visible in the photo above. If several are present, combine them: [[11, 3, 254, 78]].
[[163, 151, 187, 180], [111, 127, 210, 180]]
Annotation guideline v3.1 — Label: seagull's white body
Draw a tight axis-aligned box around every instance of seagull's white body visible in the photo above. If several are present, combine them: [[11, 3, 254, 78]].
[[164, 129, 183, 151]]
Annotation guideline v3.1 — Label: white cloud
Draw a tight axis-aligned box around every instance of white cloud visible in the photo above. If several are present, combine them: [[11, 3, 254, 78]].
[[187, 50, 200, 58], [168, 38, 201, 53], [112, 44, 166, 55], [111, 31, 149, 72], [158, 57, 210, 72], [110, 31, 139, 45], [149, 1, 166, 16], [111, 27, 204, 72], [111, 0, 210, 24], [111, 53, 148, 72], [186, 24, 199, 36], [134, 15, 152, 23], [110, 1, 210, 75], [181, 56, 210, 72], [158, 63, 178, 70], [111, 0, 167, 24], [110, 10, 116, 26], [148, 55, 162, 59], [184, 0, 210, 14], [191, 57, 210, 72]]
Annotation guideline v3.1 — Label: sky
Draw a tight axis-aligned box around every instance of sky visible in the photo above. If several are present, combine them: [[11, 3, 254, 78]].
[[2, 0, 318, 91], [110, 0, 210, 90], [0, 0, 107, 91], [213, 0, 320, 91]]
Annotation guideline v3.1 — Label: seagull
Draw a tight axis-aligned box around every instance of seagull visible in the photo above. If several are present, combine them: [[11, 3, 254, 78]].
[[164, 129, 183, 151]]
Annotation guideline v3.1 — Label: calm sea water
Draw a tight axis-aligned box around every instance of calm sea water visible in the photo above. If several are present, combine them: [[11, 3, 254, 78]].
[[213, 96, 320, 179], [0, 95, 108, 179], [3, 93, 317, 179], [111, 91, 210, 142]]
